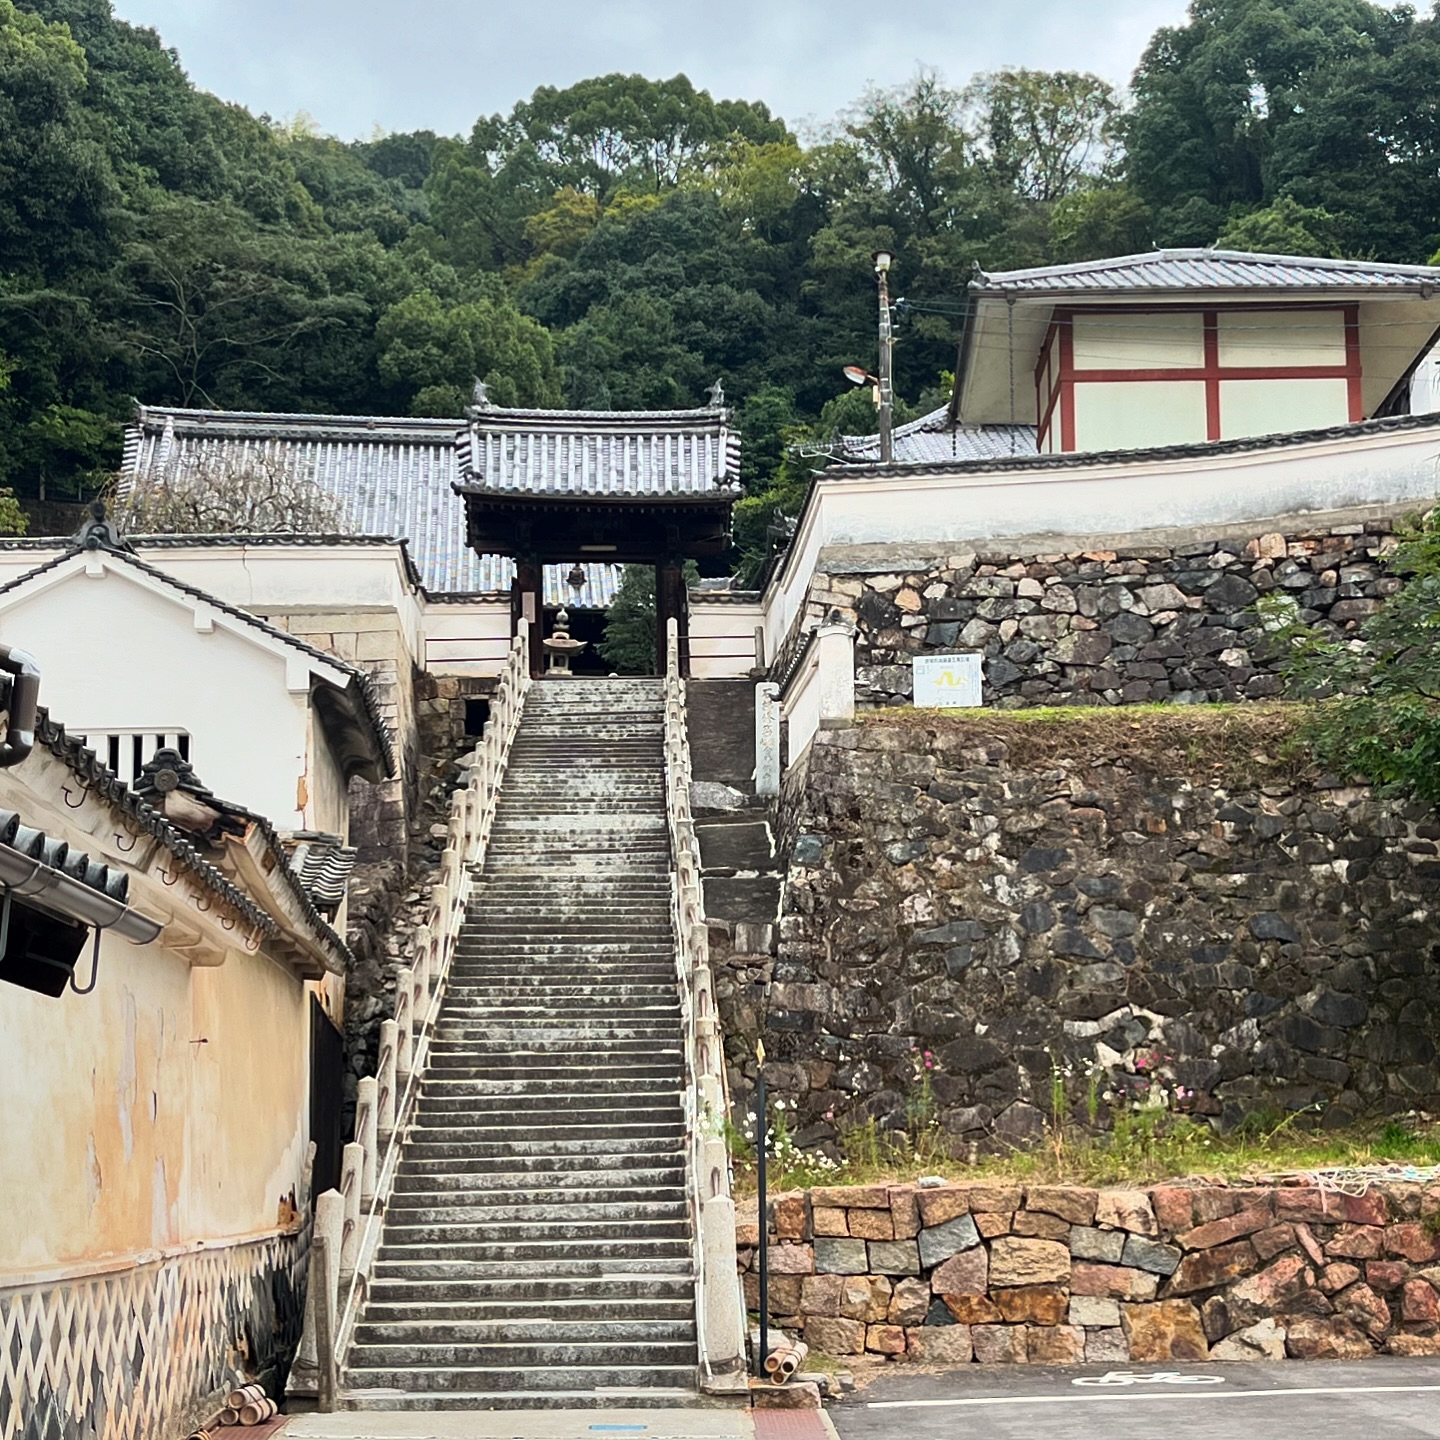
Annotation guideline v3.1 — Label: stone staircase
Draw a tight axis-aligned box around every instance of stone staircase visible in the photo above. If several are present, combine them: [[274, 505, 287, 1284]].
[[341, 678, 700, 1409]]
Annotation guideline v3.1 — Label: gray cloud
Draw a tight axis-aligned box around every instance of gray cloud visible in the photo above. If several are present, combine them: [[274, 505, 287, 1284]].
[[113, 0, 1188, 141]]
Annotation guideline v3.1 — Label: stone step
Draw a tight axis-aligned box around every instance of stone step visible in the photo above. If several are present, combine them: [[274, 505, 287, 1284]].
[[379, 1214, 691, 1245], [339, 1387, 699, 1412], [371, 1255, 691, 1282], [399, 1136, 684, 1160], [353, 1317, 696, 1347], [406, 1120, 683, 1145], [388, 1181, 686, 1206], [418, 1074, 681, 1094], [383, 1199, 690, 1226], [346, 1339, 697, 1373], [372, 1236, 693, 1264], [394, 1156, 685, 1182], [341, 1361, 697, 1394], [363, 1296, 694, 1324]]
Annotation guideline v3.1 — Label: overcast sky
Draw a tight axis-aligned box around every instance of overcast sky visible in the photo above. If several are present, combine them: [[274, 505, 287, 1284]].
[[109, 0, 1191, 142]]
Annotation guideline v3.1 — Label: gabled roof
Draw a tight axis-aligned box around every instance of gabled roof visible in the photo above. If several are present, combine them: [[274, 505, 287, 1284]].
[[970, 249, 1440, 297], [0, 518, 395, 782], [122, 406, 627, 604], [458, 403, 742, 498], [838, 406, 1036, 465]]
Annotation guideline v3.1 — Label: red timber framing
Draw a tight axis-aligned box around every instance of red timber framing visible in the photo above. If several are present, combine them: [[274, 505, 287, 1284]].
[[1034, 303, 1363, 452]]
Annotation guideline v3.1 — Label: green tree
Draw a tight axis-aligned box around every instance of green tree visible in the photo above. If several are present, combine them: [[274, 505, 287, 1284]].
[[1265, 510, 1440, 806], [1215, 195, 1340, 254], [599, 561, 700, 674]]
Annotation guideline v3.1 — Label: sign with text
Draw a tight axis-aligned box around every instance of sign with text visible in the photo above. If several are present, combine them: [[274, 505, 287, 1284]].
[[913, 652, 983, 708]]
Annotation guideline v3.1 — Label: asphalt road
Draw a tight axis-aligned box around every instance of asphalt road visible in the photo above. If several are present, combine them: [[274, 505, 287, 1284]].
[[830, 1359, 1440, 1439]]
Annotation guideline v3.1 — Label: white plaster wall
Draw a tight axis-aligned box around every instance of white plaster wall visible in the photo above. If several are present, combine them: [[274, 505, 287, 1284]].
[[1216, 309, 1346, 367], [783, 656, 821, 766], [0, 930, 309, 1273], [1220, 377, 1350, 440], [1072, 311, 1203, 369], [1073, 380, 1209, 451], [0, 566, 310, 827], [306, 718, 350, 839], [689, 601, 761, 679], [424, 599, 512, 677], [764, 418, 1440, 657]]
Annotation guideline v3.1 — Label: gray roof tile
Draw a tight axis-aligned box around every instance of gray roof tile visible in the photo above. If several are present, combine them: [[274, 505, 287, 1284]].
[[838, 406, 1036, 464]]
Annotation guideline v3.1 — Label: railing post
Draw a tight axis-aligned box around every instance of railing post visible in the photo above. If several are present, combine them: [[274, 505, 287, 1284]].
[[289, 1186, 344, 1405], [357, 1076, 379, 1205], [377, 1020, 398, 1145], [339, 1142, 363, 1281], [313, 1227, 337, 1414], [395, 967, 414, 1079]]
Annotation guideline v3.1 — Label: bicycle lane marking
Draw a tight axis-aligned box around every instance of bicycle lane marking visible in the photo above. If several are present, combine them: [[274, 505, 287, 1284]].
[[865, 1383, 1440, 1410], [1074, 1370, 1225, 1386]]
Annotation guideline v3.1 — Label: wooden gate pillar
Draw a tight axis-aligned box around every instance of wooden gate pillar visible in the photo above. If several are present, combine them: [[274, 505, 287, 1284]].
[[511, 561, 544, 676], [655, 559, 690, 678]]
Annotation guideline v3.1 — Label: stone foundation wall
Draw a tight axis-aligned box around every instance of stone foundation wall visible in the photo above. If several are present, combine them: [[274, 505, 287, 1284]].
[[739, 1179, 1440, 1365], [791, 511, 1405, 708], [765, 712, 1440, 1145]]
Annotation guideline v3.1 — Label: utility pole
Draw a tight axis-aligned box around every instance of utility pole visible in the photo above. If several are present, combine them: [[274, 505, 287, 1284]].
[[874, 250, 895, 464]]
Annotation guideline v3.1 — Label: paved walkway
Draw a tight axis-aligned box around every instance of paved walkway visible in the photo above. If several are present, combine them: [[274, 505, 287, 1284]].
[[281, 1408, 836, 1440], [829, 1358, 1440, 1439]]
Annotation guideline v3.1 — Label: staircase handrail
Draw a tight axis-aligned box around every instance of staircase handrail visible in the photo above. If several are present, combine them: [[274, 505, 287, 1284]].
[[663, 619, 747, 1390], [323, 621, 533, 1384]]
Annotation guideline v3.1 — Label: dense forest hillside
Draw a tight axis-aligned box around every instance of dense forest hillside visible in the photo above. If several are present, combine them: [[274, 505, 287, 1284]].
[[3, 0, 1440, 541]]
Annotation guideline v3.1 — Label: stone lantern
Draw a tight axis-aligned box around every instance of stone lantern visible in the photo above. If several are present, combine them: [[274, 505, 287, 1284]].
[[542, 608, 586, 677]]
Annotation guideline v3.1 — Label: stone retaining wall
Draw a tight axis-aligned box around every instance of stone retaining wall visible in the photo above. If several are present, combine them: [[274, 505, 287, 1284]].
[[762, 713, 1440, 1145], [793, 511, 1405, 709], [738, 1179, 1440, 1364]]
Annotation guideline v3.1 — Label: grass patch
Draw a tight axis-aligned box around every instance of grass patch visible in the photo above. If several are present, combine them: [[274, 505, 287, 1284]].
[[732, 1111, 1440, 1196], [859, 700, 1313, 788]]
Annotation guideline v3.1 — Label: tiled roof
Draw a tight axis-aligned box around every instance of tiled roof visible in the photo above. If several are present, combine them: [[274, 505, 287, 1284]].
[[124, 407, 626, 603], [458, 406, 742, 497], [288, 834, 359, 916], [838, 406, 1036, 464], [971, 249, 1440, 296]]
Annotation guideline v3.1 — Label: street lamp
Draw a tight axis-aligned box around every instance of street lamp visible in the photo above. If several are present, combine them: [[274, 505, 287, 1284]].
[[873, 251, 895, 463]]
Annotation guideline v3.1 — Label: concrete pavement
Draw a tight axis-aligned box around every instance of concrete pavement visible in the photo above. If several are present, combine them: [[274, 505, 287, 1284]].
[[830, 1358, 1440, 1438], [281, 1407, 837, 1440]]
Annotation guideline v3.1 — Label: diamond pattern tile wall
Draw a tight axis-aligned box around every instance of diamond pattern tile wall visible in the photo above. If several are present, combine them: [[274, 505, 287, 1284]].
[[0, 1231, 303, 1440]]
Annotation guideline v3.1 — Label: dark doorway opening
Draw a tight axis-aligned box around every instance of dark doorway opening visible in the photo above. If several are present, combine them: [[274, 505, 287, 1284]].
[[464, 698, 491, 737], [309, 997, 345, 1204]]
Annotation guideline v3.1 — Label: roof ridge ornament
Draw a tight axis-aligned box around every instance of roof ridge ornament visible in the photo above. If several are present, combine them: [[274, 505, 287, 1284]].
[[69, 500, 131, 555], [468, 377, 494, 416], [706, 379, 726, 409]]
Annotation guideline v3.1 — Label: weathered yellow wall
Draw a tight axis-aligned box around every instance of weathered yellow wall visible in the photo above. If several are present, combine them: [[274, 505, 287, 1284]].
[[0, 930, 308, 1275]]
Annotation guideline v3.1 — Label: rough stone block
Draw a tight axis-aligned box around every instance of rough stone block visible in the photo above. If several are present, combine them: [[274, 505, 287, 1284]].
[[803, 1316, 867, 1356], [974, 1212, 1013, 1238], [1026, 1325, 1085, 1364], [849, 1208, 896, 1242], [1388, 1332, 1440, 1356], [972, 1325, 1027, 1364], [887, 1277, 931, 1327], [1253, 1224, 1297, 1261], [905, 1325, 974, 1364], [1122, 1235, 1182, 1276], [1387, 1224, 1440, 1264], [916, 1187, 971, 1227], [774, 1193, 809, 1242], [866, 1323, 907, 1355], [918, 1214, 982, 1269], [800, 1274, 845, 1318], [769, 1276, 805, 1314], [1210, 1318, 1287, 1361], [968, 1184, 1024, 1212], [1013, 1211, 1071, 1240], [1150, 1186, 1195, 1235], [1095, 1190, 1157, 1236], [1364, 1260, 1407, 1292], [1285, 1316, 1375, 1359], [1328, 1225, 1385, 1259], [1069, 1295, 1121, 1328], [1085, 1327, 1129, 1363], [1071, 1262, 1158, 1301], [813, 1207, 849, 1237], [1121, 1300, 1209, 1361], [1338, 1282, 1391, 1337], [989, 1237, 1071, 1288], [890, 1187, 922, 1240], [814, 1238, 868, 1275], [931, 1246, 988, 1296], [1168, 1239, 1259, 1295], [1070, 1226, 1126, 1263], [1275, 1188, 1348, 1225], [944, 1293, 1002, 1323], [868, 1240, 922, 1276], [768, 1244, 815, 1275], [1402, 1278, 1440, 1326], [1226, 1256, 1310, 1324], [838, 1274, 892, 1323], [1178, 1205, 1275, 1252], [1026, 1186, 1099, 1226], [1320, 1263, 1363, 1294], [813, 1185, 893, 1209], [995, 1284, 1068, 1326], [753, 1381, 823, 1410]]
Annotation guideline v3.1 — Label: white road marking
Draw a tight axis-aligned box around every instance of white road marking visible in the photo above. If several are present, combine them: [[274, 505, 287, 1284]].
[[867, 1382, 1440, 1409]]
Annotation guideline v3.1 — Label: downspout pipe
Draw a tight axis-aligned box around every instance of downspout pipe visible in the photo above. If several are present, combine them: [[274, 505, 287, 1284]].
[[0, 646, 40, 769]]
